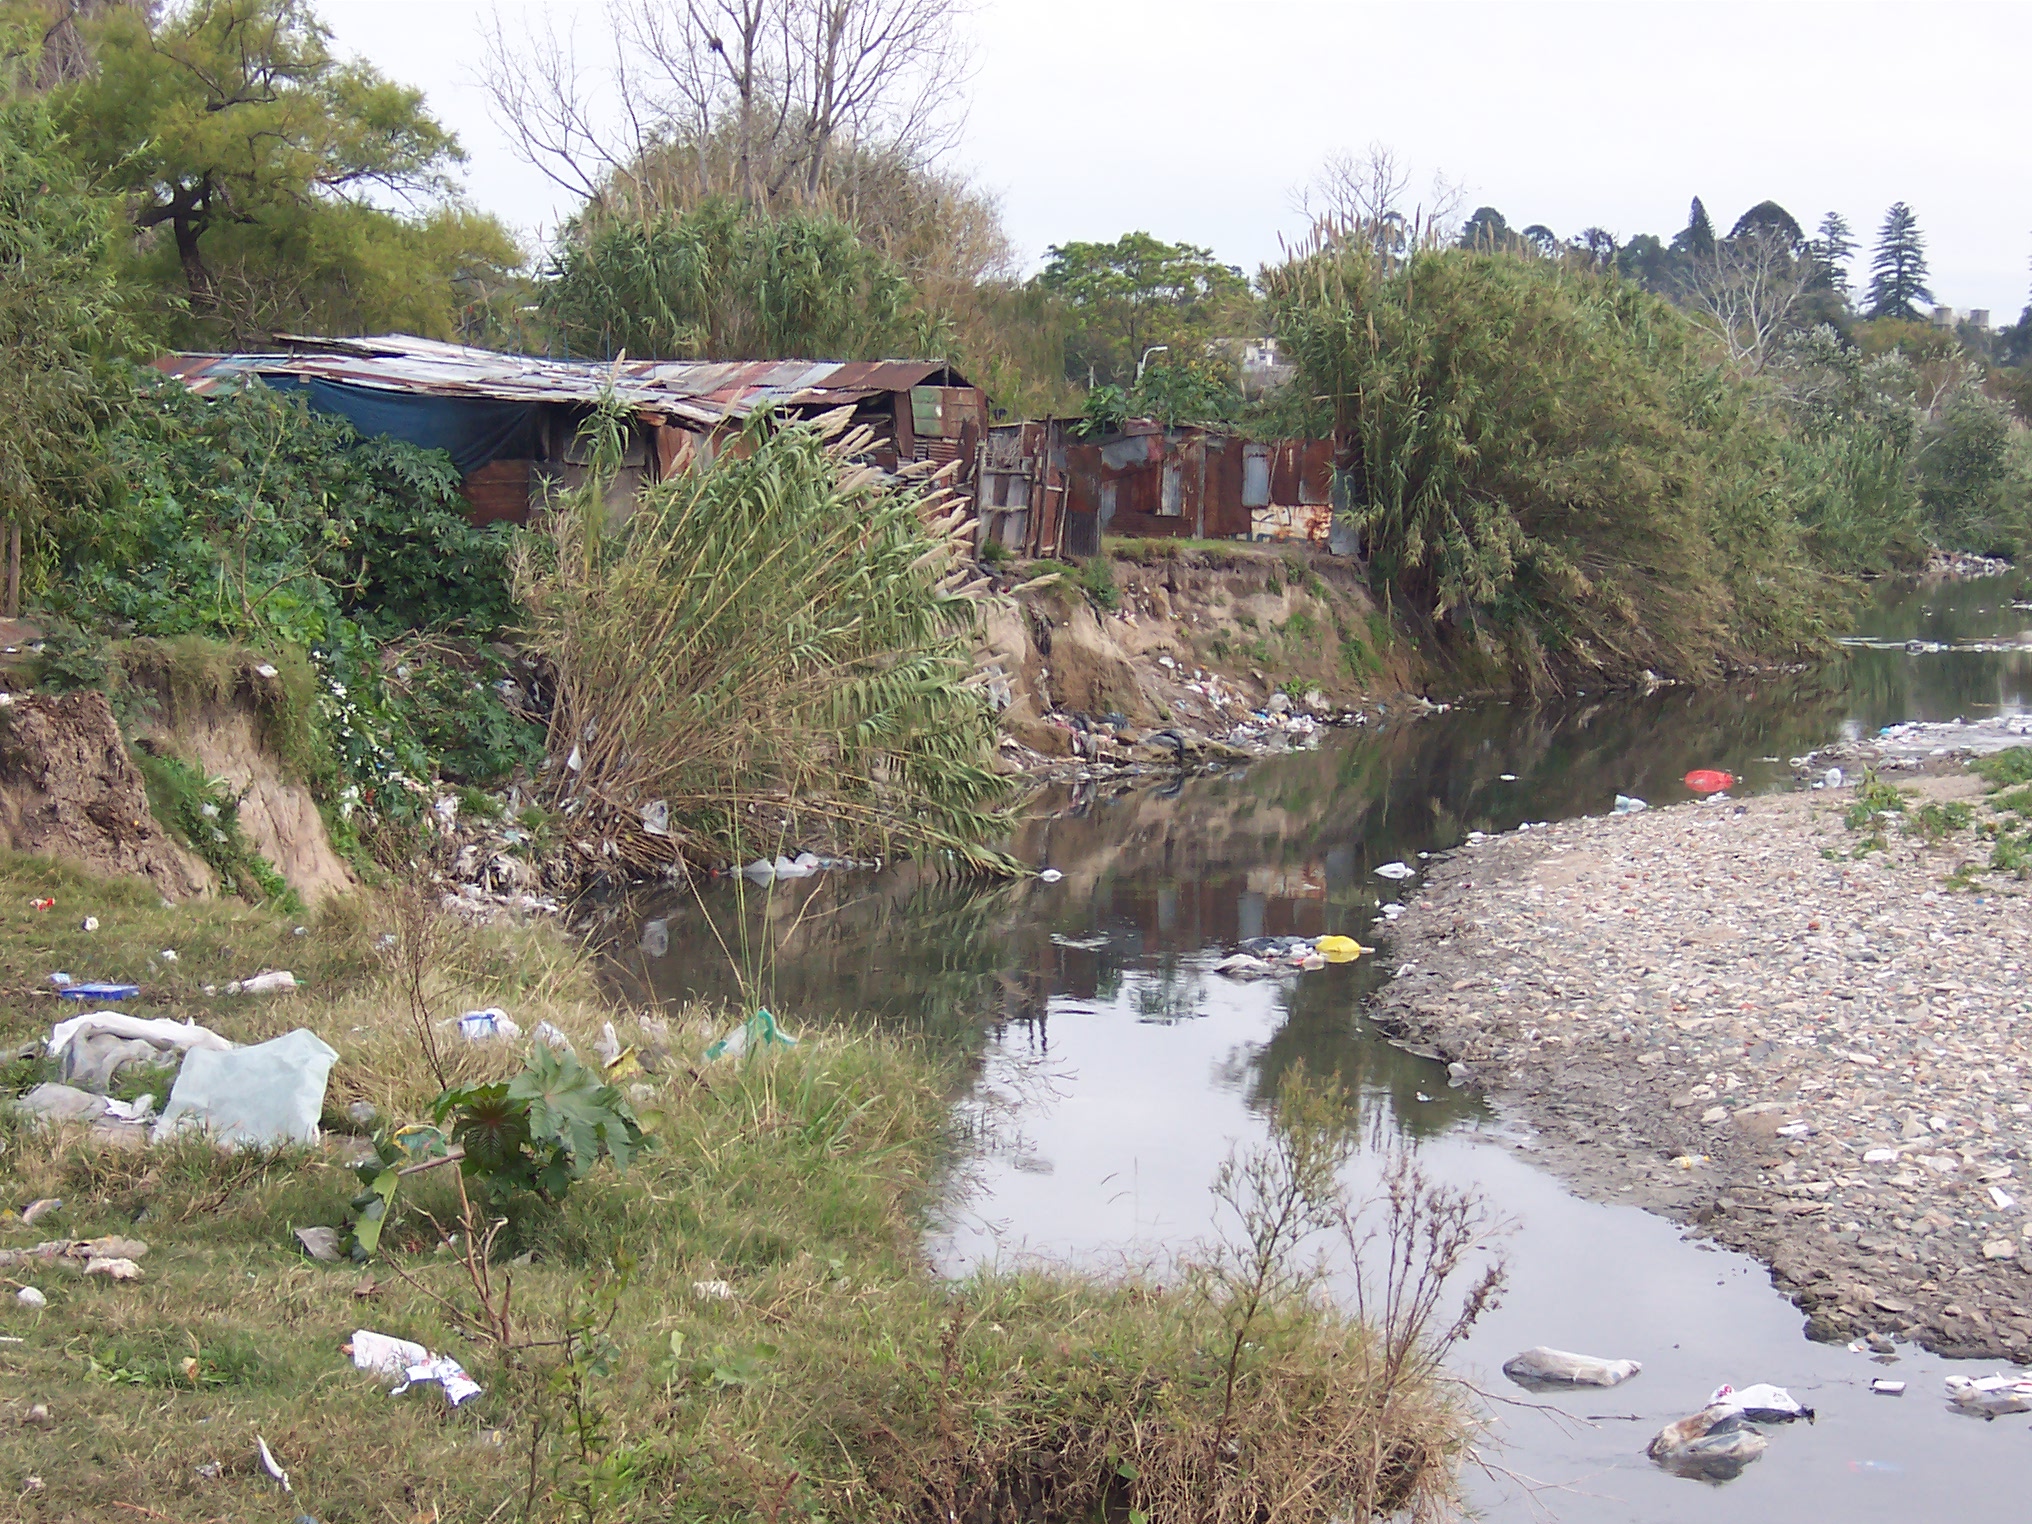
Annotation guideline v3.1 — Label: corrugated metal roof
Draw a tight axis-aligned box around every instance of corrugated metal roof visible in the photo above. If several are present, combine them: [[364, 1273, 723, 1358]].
[[153, 334, 972, 426]]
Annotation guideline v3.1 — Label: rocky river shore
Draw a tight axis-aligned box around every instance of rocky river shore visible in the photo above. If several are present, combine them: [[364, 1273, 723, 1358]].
[[1372, 770, 2032, 1362]]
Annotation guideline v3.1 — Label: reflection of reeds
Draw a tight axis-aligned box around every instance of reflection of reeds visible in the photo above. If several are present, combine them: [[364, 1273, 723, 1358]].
[[517, 407, 1014, 877]]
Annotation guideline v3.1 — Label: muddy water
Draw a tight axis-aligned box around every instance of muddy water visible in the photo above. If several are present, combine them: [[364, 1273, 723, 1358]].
[[613, 574, 2032, 1521]]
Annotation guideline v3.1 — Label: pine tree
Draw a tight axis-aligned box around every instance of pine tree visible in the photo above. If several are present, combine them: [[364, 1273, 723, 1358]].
[[1670, 196, 1716, 259], [1808, 211, 1856, 293], [1866, 203, 1933, 320]]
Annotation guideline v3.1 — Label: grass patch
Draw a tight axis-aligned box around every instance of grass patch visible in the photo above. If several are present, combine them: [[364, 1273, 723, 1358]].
[[1973, 747, 2032, 789], [0, 855, 1482, 1522], [1073, 553, 1120, 609]]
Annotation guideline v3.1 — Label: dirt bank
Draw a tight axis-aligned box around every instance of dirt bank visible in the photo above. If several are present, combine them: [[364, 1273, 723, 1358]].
[[0, 692, 210, 899], [1372, 773, 2032, 1361], [977, 543, 1439, 776]]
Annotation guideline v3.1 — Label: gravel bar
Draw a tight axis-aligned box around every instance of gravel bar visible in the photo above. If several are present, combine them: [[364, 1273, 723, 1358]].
[[1373, 772, 2032, 1361]]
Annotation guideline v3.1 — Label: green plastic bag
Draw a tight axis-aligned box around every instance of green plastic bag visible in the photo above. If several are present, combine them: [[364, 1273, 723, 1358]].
[[705, 1007, 799, 1061]]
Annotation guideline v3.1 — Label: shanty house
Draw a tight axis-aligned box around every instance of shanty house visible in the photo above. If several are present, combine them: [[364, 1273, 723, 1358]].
[[156, 334, 988, 525]]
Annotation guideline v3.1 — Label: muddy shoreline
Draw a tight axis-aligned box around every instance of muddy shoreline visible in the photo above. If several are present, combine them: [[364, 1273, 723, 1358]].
[[1370, 775, 2032, 1363]]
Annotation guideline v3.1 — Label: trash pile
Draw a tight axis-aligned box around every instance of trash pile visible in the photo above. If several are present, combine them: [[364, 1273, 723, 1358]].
[[1498, 1343, 1816, 1485], [1646, 1382, 1813, 1483], [1796, 711, 2032, 774], [346, 1328, 482, 1408], [13, 998, 337, 1149], [1214, 933, 1372, 979], [1945, 1372, 2032, 1418]]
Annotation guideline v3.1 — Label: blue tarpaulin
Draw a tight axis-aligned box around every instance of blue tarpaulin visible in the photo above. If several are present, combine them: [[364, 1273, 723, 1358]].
[[261, 376, 539, 475]]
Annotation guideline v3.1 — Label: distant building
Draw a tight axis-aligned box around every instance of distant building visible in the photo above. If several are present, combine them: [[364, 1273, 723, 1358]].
[[1239, 338, 1295, 397], [1930, 306, 1956, 328], [1968, 309, 1991, 330]]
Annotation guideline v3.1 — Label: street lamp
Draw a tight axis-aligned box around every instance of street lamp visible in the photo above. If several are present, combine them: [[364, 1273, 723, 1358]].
[[1135, 345, 1170, 384]]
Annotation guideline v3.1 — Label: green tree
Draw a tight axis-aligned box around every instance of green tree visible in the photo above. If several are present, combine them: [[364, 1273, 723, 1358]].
[[1670, 196, 1716, 259], [52, 0, 519, 344], [1033, 231, 1249, 387], [1727, 200, 1803, 246], [542, 200, 912, 360], [1866, 202, 1933, 321], [1455, 206, 1513, 252], [1807, 211, 1856, 292], [0, 59, 130, 612]]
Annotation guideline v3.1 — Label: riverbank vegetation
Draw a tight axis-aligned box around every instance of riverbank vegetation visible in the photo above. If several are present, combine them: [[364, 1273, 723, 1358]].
[[0, 855, 1489, 1521]]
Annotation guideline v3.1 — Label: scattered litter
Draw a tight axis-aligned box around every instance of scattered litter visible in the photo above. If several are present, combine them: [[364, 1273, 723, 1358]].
[[1500, 773, 1518, 781], [85, 1256, 143, 1281], [1871, 1378, 1906, 1396], [224, 969, 298, 995], [1824, 766, 1845, 788], [741, 852, 820, 882], [1213, 953, 1274, 980], [345, 1328, 483, 1407], [1710, 1382, 1813, 1422], [1945, 1373, 2032, 1417], [255, 663, 279, 678], [152, 1029, 339, 1148], [27, 897, 52, 911], [0, 1234, 145, 1274], [639, 799, 670, 837], [1613, 794, 1648, 814], [157, 949, 176, 962], [101, 1095, 154, 1123], [1501, 1347, 1642, 1389], [456, 1008, 520, 1042], [54, 982, 137, 1002], [1315, 934, 1371, 963], [1669, 1154, 1709, 1169], [1990, 1185, 2017, 1211], [692, 1279, 734, 1300], [532, 1021, 574, 1052], [1684, 769, 1735, 795], [15, 1287, 44, 1308], [1647, 1404, 1768, 1481], [1037, 868, 1064, 883], [1863, 1147, 1898, 1163], [1049, 933, 1110, 950], [256, 1434, 292, 1492], [594, 1021, 623, 1067], [1375, 861, 1415, 880], [706, 1008, 797, 1061], [639, 918, 669, 958], [294, 1226, 343, 1263], [20, 1198, 61, 1226], [46, 972, 70, 987], [79, 917, 98, 933]]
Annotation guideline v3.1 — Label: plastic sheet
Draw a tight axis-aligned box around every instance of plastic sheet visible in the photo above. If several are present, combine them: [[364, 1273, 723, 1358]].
[[152, 1029, 338, 1147]]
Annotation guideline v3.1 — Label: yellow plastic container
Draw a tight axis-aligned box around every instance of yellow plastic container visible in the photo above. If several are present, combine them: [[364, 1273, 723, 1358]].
[[1315, 934, 1370, 962]]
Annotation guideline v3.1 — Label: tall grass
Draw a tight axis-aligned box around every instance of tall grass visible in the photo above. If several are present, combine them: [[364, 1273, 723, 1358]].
[[517, 408, 1014, 874]]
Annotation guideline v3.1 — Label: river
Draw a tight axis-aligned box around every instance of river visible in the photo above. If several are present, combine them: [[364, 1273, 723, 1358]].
[[609, 571, 2032, 1522]]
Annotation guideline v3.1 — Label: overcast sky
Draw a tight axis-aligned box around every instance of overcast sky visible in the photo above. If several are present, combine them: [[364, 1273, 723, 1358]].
[[321, 0, 2032, 319]]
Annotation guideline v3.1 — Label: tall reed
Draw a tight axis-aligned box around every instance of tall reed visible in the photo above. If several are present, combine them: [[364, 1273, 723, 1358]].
[[516, 407, 1014, 875]]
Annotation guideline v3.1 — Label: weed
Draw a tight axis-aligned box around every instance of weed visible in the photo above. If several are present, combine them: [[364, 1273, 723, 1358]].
[[131, 743, 300, 910], [1075, 554, 1120, 610], [1904, 799, 1974, 841], [979, 537, 1012, 567], [1991, 785, 2032, 815], [1283, 607, 1319, 641], [1972, 747, 2032, 788]]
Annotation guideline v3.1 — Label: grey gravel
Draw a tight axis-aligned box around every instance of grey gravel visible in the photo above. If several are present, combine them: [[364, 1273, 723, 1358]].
[[1374, 770, 2032, 1361]]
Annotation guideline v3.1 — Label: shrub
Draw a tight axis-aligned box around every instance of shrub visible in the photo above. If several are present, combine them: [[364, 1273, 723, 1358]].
[[1265, 246, 1836, 683]]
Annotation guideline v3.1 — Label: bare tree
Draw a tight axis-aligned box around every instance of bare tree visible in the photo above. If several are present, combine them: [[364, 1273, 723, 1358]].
[[1687, 227, 1811, 374], [479, 0, 973, 220], [1296, 143, 1464, 267]]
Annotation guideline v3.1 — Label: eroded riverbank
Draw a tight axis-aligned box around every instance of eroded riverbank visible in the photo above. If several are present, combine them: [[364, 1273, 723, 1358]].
[[1374, 772, 2032, 1361]]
